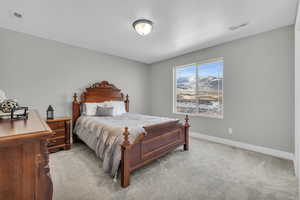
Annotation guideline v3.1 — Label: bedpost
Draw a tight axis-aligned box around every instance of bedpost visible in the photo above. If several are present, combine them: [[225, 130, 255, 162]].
[[184, 115, 190, 151], [72, 93, 80, 129], [125, 94, 129, 112], [121, 127, 131, 188]]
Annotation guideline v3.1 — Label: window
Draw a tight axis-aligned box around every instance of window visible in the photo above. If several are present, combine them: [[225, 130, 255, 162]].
[[173, 58, 224, 119]]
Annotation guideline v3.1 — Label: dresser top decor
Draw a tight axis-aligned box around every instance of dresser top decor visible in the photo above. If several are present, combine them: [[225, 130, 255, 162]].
[[0, 110, 52, 142]]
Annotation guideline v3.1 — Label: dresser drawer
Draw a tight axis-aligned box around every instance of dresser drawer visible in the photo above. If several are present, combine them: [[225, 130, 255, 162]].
[[48, 121, 65, 130], [50, 128, 65, 138], [48, 137, 65, 147], [46, 117, 71, 153]]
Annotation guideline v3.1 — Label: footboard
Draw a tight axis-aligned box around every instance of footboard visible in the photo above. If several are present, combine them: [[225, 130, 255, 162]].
[[120, 115, 190, 187]]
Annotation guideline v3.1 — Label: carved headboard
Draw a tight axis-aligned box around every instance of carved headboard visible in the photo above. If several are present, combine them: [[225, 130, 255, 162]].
[[72, 81, 129, 127]]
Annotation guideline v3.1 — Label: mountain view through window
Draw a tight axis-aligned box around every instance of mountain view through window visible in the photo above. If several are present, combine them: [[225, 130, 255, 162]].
[[174, 58, 223, 118]]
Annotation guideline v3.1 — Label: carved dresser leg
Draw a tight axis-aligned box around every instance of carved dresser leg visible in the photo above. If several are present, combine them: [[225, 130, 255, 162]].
[[37, 138, 53, 200]]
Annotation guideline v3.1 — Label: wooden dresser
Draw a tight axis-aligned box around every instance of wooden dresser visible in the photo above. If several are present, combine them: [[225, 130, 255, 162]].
[[46, 117, 71, 153], [0, 111, 53, 200]]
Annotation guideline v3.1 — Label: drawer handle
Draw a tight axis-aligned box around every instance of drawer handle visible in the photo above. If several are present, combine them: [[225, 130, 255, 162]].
[[52, 140, 57, 143], [48, 143, 55, 147]]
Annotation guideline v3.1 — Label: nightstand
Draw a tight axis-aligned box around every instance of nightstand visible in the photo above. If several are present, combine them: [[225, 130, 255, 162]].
[[46, 117, 72, 153]]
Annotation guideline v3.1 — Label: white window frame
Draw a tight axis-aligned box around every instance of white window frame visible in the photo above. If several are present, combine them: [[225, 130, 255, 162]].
[[173, 57, 224, 119]]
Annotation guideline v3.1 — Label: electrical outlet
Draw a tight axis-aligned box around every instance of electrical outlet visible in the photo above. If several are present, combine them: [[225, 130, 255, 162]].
[[228, 128, 233, 135]]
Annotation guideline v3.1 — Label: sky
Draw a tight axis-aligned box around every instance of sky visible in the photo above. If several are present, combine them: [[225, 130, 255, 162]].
[[176, 61, 224, 78]]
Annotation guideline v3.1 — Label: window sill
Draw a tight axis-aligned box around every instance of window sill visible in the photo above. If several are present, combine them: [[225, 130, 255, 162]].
[[173, 112, 223, 120]]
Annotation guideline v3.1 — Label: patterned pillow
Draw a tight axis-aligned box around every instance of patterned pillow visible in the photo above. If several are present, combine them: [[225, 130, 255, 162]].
[[0, 99, 18, 113], [96, 106, 114, 116]]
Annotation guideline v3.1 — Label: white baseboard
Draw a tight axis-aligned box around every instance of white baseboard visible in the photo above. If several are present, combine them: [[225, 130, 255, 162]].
[[190, 132, 294, 161]]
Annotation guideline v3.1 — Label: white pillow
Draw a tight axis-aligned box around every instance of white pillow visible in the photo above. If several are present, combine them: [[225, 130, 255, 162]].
[[104, 101, 126, 116], [82, 102, 106, 116]]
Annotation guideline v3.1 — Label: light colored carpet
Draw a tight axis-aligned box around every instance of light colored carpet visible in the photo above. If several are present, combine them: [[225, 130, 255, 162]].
[[50, 136, 298, 200]]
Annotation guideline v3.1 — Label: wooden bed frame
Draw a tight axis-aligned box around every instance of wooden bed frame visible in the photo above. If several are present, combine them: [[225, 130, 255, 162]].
[[72, 81, 190, 188]]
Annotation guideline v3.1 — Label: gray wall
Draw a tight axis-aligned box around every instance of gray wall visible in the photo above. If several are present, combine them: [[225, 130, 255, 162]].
[[295, 17, 300, 175], [149, 26, 295, 153], [0, 26, 295, 153], [0, 28, 150, 117]]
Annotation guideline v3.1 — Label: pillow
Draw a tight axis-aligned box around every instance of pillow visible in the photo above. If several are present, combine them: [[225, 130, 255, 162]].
[[82, 101, 126, 116], [104, 101, 126, 116], [96, 106, 114, 116], [82, 102, 105, 116]]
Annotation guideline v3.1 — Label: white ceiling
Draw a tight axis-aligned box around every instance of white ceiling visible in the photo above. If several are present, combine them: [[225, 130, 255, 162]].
[[0, 0, 298, 64]]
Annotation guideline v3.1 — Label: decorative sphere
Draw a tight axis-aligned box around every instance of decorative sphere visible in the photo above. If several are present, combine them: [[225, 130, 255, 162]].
[[0, 99, 18, 113]]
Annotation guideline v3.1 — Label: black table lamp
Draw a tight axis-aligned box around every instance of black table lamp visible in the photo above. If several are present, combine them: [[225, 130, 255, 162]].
[[47, 105, 54, 120]]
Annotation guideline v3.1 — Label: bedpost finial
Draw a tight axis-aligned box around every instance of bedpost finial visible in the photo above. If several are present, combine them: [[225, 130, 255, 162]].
[[73, 93, 78, 102], [123, 127, 130, 146], [185, 115, 190, 128], [125, 95, 129, 112]]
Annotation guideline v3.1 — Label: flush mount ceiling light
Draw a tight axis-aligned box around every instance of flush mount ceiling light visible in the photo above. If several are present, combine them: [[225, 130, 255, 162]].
[[133, 19, 153, 36]]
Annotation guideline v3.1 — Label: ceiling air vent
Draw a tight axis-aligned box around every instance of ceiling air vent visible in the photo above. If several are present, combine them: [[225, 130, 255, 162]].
[[229, 22, 249, 31]]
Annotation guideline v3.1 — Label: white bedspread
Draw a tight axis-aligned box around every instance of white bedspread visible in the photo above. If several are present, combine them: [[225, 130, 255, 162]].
[[74, 113, 178, 177]]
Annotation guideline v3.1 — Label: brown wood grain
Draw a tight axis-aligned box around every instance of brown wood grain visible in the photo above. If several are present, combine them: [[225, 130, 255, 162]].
[[0, 111, 51, 142], [72, 81, 129, 128], [0, 111, 53, 200], [46, 117, 72, 153]]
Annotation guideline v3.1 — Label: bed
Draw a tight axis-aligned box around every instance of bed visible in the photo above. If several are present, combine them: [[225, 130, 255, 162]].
[[72, 81, 190, 187]]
